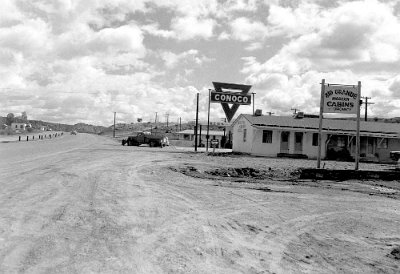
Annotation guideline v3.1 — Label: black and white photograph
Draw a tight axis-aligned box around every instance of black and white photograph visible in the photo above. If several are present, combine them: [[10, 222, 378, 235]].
[[1, 0, 400, 273]]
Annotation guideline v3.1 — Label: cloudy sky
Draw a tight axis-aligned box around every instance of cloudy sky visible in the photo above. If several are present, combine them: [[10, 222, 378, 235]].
[[1, 0, 400, 126]]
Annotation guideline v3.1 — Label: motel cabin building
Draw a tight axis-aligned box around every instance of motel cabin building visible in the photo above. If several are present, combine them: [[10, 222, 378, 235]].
[[232, 113, 400, 163]]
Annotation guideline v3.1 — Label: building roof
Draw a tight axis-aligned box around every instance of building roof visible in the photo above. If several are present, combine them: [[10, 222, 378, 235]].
[[236, 114, 400, 138], [177, 129, 225, 136]]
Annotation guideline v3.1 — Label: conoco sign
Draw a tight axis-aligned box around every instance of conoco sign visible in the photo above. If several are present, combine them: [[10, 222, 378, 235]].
[[210, 91, 251, 105], [212, 82, 252, 123]]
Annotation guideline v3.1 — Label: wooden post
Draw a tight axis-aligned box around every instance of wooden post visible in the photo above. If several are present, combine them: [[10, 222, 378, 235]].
[[252, 93, 256, 115], [317, 79, 325, 168], [199, 124, 202, 147], [355, 81, 362, 170], [113, 112, 116, 138]]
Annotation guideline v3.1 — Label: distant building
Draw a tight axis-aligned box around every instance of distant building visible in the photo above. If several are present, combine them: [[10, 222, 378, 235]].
[[11, 122, 27, 131], [176, 129, 227, 147], [232, 114, 400, 163]]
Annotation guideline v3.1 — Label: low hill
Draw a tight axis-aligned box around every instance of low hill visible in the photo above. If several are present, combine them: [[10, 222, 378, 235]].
[[1, 116, 107, 134]]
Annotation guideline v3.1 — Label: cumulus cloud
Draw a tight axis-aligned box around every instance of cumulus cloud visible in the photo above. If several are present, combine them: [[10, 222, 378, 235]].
[[266, 3, 321, 37], [389, 76, 400, 98], [171, 16, 216, 40], [1, 0, 400, 125], [160, 49, 214, 68], [242, 0, 400, 93], [55, 24, 145, 59], [230, 17, 268, 41], [143, 16, 216, 40], [0, 18, 51, 56], [142, 23, 175, 39]]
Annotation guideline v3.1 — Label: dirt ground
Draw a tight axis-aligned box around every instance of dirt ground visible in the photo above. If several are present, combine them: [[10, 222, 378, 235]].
[[0, 133, 399, 273]]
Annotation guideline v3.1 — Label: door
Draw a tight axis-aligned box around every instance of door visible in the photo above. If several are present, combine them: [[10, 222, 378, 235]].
[[294, 132, 303, 153], [280, 131, 290, 153]]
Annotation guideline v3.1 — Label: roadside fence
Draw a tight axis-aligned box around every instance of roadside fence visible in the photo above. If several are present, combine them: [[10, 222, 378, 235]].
[[18, 132, 64, 142]]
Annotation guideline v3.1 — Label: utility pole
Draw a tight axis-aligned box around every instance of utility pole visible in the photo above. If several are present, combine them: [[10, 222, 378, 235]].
[[165, 113, 169, 127], [179, 117, 182, 131], [155, 112, 158, 124], [361, 96, 374, 121], [113, 112, 116, 138]]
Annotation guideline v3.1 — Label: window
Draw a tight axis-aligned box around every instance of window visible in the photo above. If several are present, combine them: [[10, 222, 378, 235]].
[[377, 138, 388, 149], [337, 136, 346, 147], [312, 133, 318, 146], [243, 129, 247, 142], [262, 130, 272, 143], [367, 137, 374, 154]]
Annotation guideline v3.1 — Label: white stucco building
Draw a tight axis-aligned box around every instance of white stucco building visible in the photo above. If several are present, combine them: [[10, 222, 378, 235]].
[[11, 122, 28, 131], [232, 114, 400, 163]]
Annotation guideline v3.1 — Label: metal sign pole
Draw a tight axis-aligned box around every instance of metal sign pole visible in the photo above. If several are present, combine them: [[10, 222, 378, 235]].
[[317, 79, 325, 168], [355, 81, 362, 170], [206, 89, 211, 153], [195, 93, 199, 152]]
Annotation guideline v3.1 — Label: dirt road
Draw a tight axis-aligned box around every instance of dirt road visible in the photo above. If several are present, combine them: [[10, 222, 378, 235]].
[[0, 134, 399, 273]]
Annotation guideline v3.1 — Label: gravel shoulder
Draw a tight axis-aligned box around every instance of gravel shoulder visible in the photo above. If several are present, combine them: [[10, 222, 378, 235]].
[[0, 134, 399, 273]]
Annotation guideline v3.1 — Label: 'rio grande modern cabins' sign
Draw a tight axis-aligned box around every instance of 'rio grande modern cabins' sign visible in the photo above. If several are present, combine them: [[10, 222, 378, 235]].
[[323, 85, 359, 114]]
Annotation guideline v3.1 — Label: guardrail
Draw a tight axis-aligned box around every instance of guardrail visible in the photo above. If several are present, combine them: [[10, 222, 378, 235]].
[[18, 132, 64, 142], [0, 132, 67, 143]]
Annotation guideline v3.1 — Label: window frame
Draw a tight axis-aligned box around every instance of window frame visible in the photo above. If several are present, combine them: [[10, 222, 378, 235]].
[[262, 130, 273, 143], [312, 133, 319, 146]]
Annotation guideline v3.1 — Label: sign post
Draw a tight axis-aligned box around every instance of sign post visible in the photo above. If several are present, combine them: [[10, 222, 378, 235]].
[[317, 80, 361, 170], [195, 93, 199, 152], [317, 79, 325, 168], [211, 139, 219, 154], [355, 81, 361, 170]]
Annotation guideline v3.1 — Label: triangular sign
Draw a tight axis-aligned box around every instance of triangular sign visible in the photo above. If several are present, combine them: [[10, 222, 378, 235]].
[[212, 82, 252, 122]]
